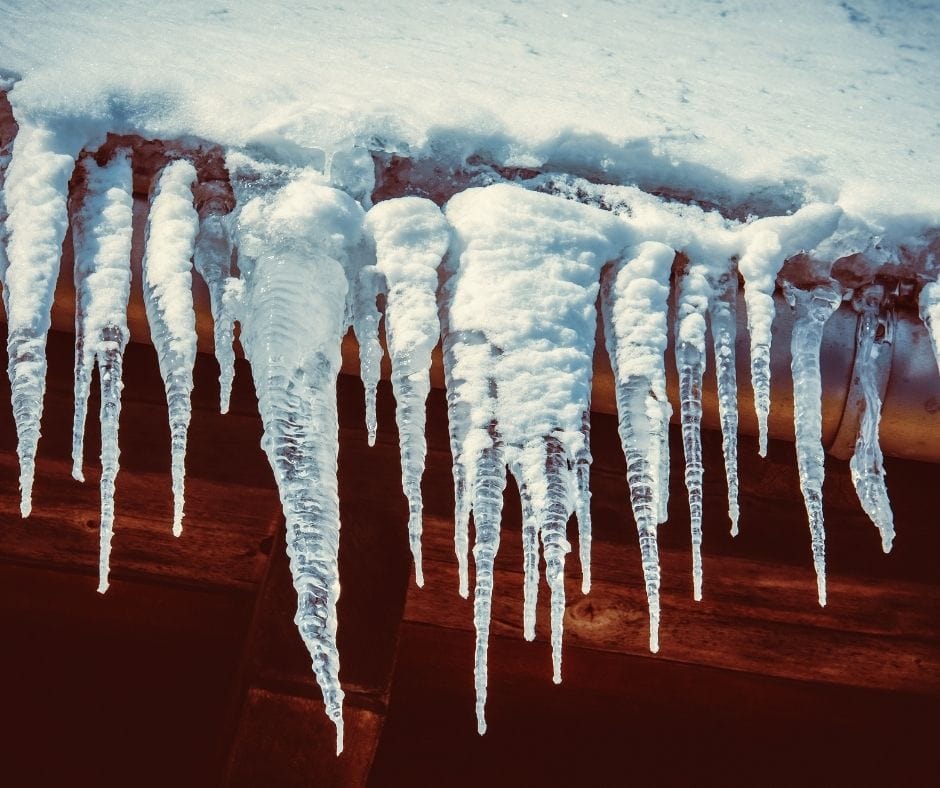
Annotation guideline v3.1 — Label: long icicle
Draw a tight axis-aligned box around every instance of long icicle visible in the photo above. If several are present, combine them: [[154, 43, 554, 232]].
[[69, 151, 134, 592], [784, 281, 842, 606], [674, 258, 711, 600], [230, 166, 364, 753], [601, 242, 675, 652], [848, 284, 895, 552], [471, 427, 507, 735], [1, 122, 82, 516], [364, 197, 450, 585], [142, 159, 199, 537], [707, 262, 740, 534]]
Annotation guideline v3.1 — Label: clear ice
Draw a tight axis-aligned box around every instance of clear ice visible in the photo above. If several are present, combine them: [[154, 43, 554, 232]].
[[229, 163, 365, 754], [69, 151, 134, 592], [674, 258, 711, 600], [364, 197, 450, 586], [848, 285, 895, 552], [707, 263, 740, 535], [142, 160, 200, 537], [784, 281, 842, 606], [601, 241, 675, 653]]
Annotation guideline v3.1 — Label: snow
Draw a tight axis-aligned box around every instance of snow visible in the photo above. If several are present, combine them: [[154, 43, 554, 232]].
[[1, 1, 939, 234]]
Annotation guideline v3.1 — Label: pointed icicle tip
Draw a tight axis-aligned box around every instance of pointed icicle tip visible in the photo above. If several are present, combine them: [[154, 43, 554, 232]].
[[334, 718, 344, 756]]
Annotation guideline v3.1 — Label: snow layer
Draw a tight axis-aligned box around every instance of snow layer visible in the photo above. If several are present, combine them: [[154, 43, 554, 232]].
[[1, 1, 939, 234]]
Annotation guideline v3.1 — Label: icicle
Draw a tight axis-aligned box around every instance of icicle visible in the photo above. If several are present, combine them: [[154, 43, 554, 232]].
[[920, 280, 940, 374], [142, 160, 199, 537], [652, 381, 672, 527], [601, 241, 675, 652], [707, 263, 740, 535], [443, 183, 628, 728], [69, 151, 134, 593], [848, 285, 895, 552], [231, 166, 364, 754], [471, 429, 507, 735], [783, 281, 842, 606], [364, 197, 450, 586], [525, 436, 573, 683], [513, 463, 541, 641], [193, 182, 236, 413], [1, 122, 82, 516], [350, 263, 384, 446], [738, 205, 842, 456], [440, 325, 475, 599], [674, 259, 711, 600], [574, 409, 593, 594]]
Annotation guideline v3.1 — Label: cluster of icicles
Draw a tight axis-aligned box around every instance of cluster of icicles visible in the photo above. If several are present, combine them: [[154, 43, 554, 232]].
[[1, 125, 939, 754]]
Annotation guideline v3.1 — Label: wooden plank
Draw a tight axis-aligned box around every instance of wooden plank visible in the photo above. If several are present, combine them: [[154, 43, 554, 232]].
[[228, 689, 383, 788], [370, 621, 938, 786], [404, 411, 940, 696], [0, 562, 253, 787], [407, 551, 940, 694], [0, 451, 282, 590]]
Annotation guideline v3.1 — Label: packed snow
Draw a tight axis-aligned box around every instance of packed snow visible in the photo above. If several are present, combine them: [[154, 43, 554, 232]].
[[0, 0, 939, 754]]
